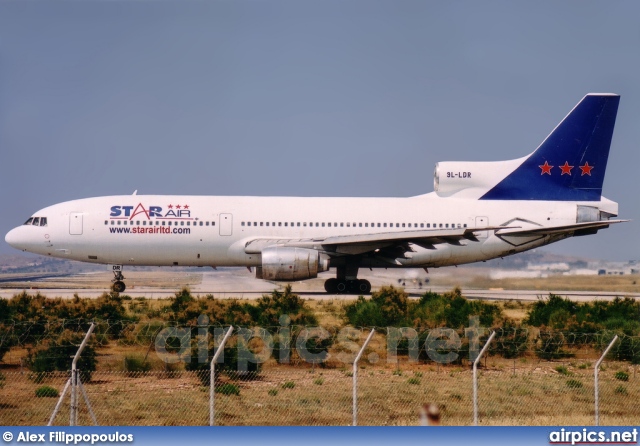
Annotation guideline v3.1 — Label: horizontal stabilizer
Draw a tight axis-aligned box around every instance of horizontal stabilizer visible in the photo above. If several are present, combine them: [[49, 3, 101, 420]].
[[496, 219, 628, 237]]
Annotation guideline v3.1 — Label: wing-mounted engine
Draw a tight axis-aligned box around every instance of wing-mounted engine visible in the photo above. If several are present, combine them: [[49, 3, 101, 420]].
[[434, 157, 525, 197], [257, 247, 330, 281]]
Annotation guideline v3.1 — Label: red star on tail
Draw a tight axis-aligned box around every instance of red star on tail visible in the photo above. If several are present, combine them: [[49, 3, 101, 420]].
[[539, 161, 553, 175], [580, 162, 594, 176], [559, 161, 574, 175]]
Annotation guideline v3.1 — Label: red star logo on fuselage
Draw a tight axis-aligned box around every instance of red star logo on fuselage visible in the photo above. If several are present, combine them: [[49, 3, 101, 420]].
[[168, 204, 173, 209], [560, 161, 574, 175], [130, 203, 151, 220], [539, 161, 553, 175], [176, 204, 182, 209], [183, 205, 189, 209], [580, 162, 594, 176]]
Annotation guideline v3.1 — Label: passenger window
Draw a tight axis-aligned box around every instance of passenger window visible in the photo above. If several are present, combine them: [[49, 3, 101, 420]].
[[284, 222, 288, 226], [347, 223, 350, 227], [359, 223, 362, 227], [104, 220, 108, 225], [315, 222, 319, 227], [303, 223, 307, 227], [278, 222, 282, 226], [266, 222, 269, 226], [340, 223, 344, 227], [241, 222, 245, 226], [396, 223, 399, 228], [446, 224, 449, 228], [377, 223, 381, 227], [111, 221, 115, 225], [463, 224, 467, 228], [260, 222, 263, 226], [383, 223, 387, 227], [408, 223, 411, 228], [322, 223, 325, 227], [365, 223, 368, 227], [117, 221, 121, 225], [212, 222, 215, 226], [439, 223, 443, 228], [187, 222, 190, 226]]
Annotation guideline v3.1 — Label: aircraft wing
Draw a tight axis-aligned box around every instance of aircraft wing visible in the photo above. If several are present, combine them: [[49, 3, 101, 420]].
[[244, 226, 509, 257]]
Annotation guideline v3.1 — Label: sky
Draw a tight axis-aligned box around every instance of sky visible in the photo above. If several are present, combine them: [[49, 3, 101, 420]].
[[0, 0, 638, 262]]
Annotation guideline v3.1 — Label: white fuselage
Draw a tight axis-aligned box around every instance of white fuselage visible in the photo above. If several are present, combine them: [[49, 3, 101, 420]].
[[4, 193, 617, 270]]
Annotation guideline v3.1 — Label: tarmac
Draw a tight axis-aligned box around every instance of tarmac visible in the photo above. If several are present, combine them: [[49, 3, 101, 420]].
[[0, 268, 638, 302]]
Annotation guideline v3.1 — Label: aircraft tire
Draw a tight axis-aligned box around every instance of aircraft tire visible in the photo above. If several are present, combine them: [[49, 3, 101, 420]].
[[324, 278, 339, 293], [112, 281, 126, 293], [336, 280, 348, 293], [358, 279, 372, 294]]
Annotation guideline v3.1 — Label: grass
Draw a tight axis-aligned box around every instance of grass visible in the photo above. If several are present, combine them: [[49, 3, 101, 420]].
[[2, 360, 639, 426]]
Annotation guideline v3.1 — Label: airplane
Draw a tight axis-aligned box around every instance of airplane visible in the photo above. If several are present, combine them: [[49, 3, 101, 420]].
[[5, 93, 627, 294]]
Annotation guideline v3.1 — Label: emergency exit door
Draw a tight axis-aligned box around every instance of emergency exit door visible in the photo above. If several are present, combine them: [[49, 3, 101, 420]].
[[69, 213, 83, 235]]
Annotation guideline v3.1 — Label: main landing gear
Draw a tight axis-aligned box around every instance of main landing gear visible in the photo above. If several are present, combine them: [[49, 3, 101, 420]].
[[324, 278, 371, 294], [323, 264, 371, 294], [111, 266, 126, 293]]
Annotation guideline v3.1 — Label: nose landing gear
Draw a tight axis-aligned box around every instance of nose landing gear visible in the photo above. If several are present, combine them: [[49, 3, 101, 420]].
[[111, 266, 126, 293]]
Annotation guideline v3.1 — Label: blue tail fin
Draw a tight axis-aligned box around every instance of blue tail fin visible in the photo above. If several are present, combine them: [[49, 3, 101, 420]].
[[480, 93, 619, 201]]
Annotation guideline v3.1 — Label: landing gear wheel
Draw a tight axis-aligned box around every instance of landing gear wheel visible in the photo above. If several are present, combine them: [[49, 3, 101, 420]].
[[358, 279, 371, 294], [324, 278, 339, 293], [336, 280, 348, 294], [112, 281, 126, 293]]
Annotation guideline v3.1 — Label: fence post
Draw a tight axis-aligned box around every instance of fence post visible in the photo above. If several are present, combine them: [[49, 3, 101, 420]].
[[210, 325, 233, 427], [353, 329, 375, 426], [473, 331, 495, 426], [70, 323, 95, 426], [595, 335, 618, 426]]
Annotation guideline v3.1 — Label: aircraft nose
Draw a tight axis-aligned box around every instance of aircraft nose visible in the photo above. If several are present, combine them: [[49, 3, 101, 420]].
[[5, 227, 27, 250]]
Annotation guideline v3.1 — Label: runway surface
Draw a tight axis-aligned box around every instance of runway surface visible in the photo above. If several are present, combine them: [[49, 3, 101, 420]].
[[0, 269, 638, 302]]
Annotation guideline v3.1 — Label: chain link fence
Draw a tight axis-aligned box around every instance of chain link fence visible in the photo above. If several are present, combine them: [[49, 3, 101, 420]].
[[1, 321, 640, 426]]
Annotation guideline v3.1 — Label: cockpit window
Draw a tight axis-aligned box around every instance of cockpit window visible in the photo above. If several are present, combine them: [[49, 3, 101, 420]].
[[23, 216, 47, 226]]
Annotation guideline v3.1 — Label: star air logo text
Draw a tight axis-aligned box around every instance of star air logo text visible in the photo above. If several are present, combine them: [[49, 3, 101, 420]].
[[110, 203, 192, 220], [539, 161, 593, 176]]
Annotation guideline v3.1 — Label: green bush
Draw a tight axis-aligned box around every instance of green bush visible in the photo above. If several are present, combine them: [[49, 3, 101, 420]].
[[123, 355, 152, 375], [26, 330, 97, 382], [615, 371, 629, 382], [566, 379, 583, 389], [313, 377, 324, 385], [407, 377, 420, 385], [215, 383, 240, 395], [35, 385, 59, 398], [268, 389, 278, 396], [282, 381, 295, 389], [555, 365, 571, 376], [615, 385, 628, 395]]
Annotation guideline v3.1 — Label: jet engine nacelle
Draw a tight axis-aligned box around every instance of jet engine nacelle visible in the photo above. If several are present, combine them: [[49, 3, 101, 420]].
[[259, 247, 330, 281]]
